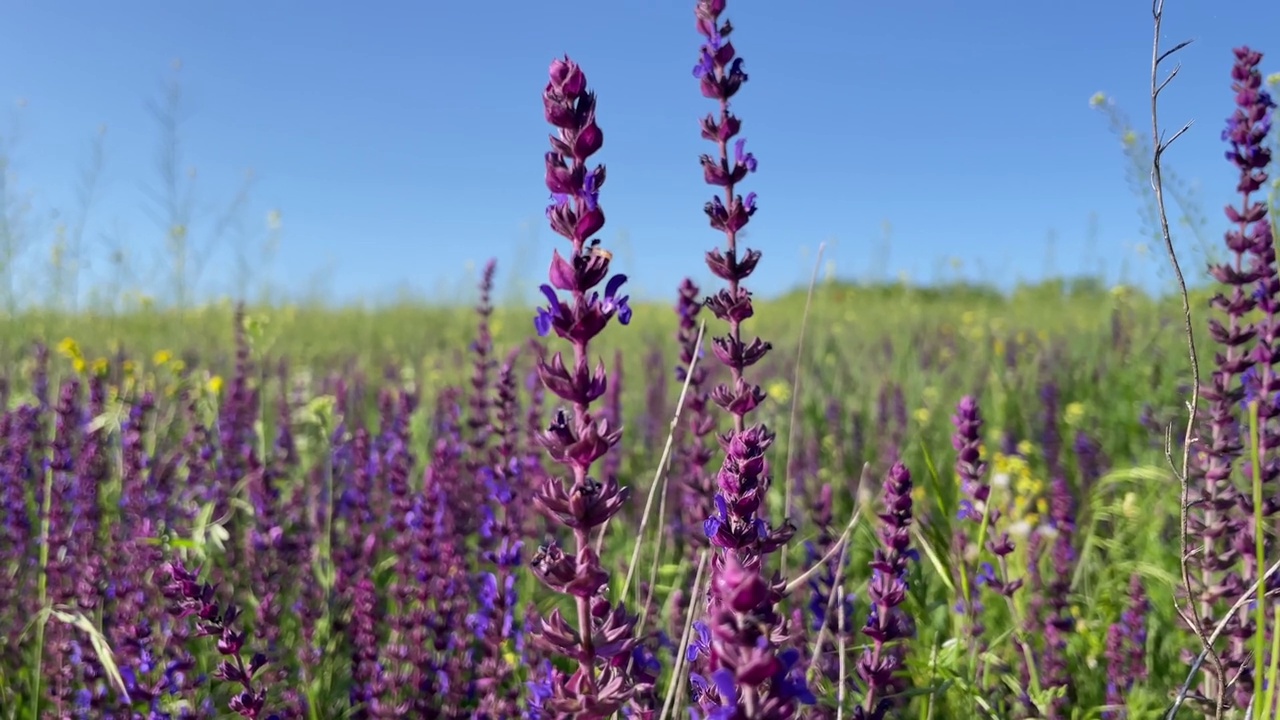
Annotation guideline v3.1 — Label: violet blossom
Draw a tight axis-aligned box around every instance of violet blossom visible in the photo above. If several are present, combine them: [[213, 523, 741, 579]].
[[526, 55, 646, 718]]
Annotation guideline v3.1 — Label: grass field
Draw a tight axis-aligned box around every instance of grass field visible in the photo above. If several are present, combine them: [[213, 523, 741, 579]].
[[0, 1, 1278, 719]]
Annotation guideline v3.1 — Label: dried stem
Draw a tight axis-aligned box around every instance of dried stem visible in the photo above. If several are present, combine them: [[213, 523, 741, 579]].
[[1168, 557, 1280, 718], [658, 550, 710, 720], [615, 319, 707, 598], [781, 241, 827, 579], [1146, 0, 1223, 716]]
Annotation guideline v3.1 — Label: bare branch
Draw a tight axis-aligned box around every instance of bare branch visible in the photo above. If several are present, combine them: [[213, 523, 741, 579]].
[[1148, 0, 1224, 715], [1167, 557, 1280, 718], [1158, 39, 1195, 67], [1155, 64, 1181, 99]]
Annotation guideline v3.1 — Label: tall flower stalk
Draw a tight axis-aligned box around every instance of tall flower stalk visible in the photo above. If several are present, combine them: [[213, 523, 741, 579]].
[[676, 277, 717, 557], [854, 462, 917, 720], [692, 0, 793, 592], [527, 56, 645, 718], [687, 0, 805, 716], [1188, 45, 1277, 709]]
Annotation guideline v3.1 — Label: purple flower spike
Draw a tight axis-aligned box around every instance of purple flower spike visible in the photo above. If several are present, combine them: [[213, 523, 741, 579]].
[[526, 56, 647, 719], [693, 554, 814, 720], [950, 394, 1021, 675], [161, 560, 276, 720], [1187, 46, 1279, 710], [686, 1, 806, 716], [855, 462, 917, 719]]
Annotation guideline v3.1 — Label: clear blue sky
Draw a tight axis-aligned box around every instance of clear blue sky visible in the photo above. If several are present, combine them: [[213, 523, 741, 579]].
[[0, 0, 1276, 307]]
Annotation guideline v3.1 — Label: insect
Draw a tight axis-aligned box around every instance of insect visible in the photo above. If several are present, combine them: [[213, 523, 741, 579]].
[[587, 238, 612, 262]]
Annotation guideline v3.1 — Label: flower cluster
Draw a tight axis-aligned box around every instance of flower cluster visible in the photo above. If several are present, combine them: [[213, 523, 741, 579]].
[[161, 559, 275, 720], [688, 555, 815, 719], [692, 0, 793, 574], [526, 56, 647, 718], [676, 277, 718, 552], [1102, 574, 1149, 719], [952, 396, 1021, 648], [686, 0, 807, 715], [1188, 45, 1279, 709], [856, 462, 916, 720]]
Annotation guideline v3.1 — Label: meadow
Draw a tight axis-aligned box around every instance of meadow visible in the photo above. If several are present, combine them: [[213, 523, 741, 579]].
[[0, 0, 1278, 719]]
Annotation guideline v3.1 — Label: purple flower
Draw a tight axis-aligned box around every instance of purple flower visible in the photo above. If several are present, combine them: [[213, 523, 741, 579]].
[[526, 56, 647, 719], [1187, 45, 1278, 710], [856, 462, 917, 719], [160, 559, 276, 720]]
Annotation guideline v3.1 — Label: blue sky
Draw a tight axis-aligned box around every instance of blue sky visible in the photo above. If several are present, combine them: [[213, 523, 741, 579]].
[[0, 0, 1276, 307]]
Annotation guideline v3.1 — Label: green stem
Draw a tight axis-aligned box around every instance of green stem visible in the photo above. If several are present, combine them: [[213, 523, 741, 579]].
[[1264, 603, 1280, 719], [1249, 401, 1267, 717], [30, 431, 55, 720]]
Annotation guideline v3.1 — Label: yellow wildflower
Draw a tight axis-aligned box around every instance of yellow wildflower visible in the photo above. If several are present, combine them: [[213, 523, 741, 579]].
[[207, 375, 224, 395], [500, 640, 519, 667], [122, 360, 137, 377], [767, 380, 791, 404], [1121, 491, 1138, 518], [56, 337, 82, 362], [90, 358, 109, 377], [153, 349, 173, 366], [57, 337, 86, 373], [913, 407, 931, 424], [1017, 439, 1034, 457], [1064, 402, 1085, 427], [1088, 91, 1107, 108], [922, 386, 939, 406]]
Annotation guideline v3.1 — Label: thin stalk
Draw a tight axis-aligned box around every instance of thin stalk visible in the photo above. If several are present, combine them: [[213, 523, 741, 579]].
[[30, 453, 54, 720], [616, 320, 706, 599], [1251, 401, 1267, 717], [780, 241, 826, 579]]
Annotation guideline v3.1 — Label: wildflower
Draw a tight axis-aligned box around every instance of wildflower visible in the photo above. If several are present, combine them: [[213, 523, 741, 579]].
[[1188, 45, 1277, 709], [675, 277, 718, 555], [856, 462, 917, 719], [1063, 402, 1085, 427], [161, 559, 276, 720], [527, 56, 646, 718], [533, 274, 632, 341]]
